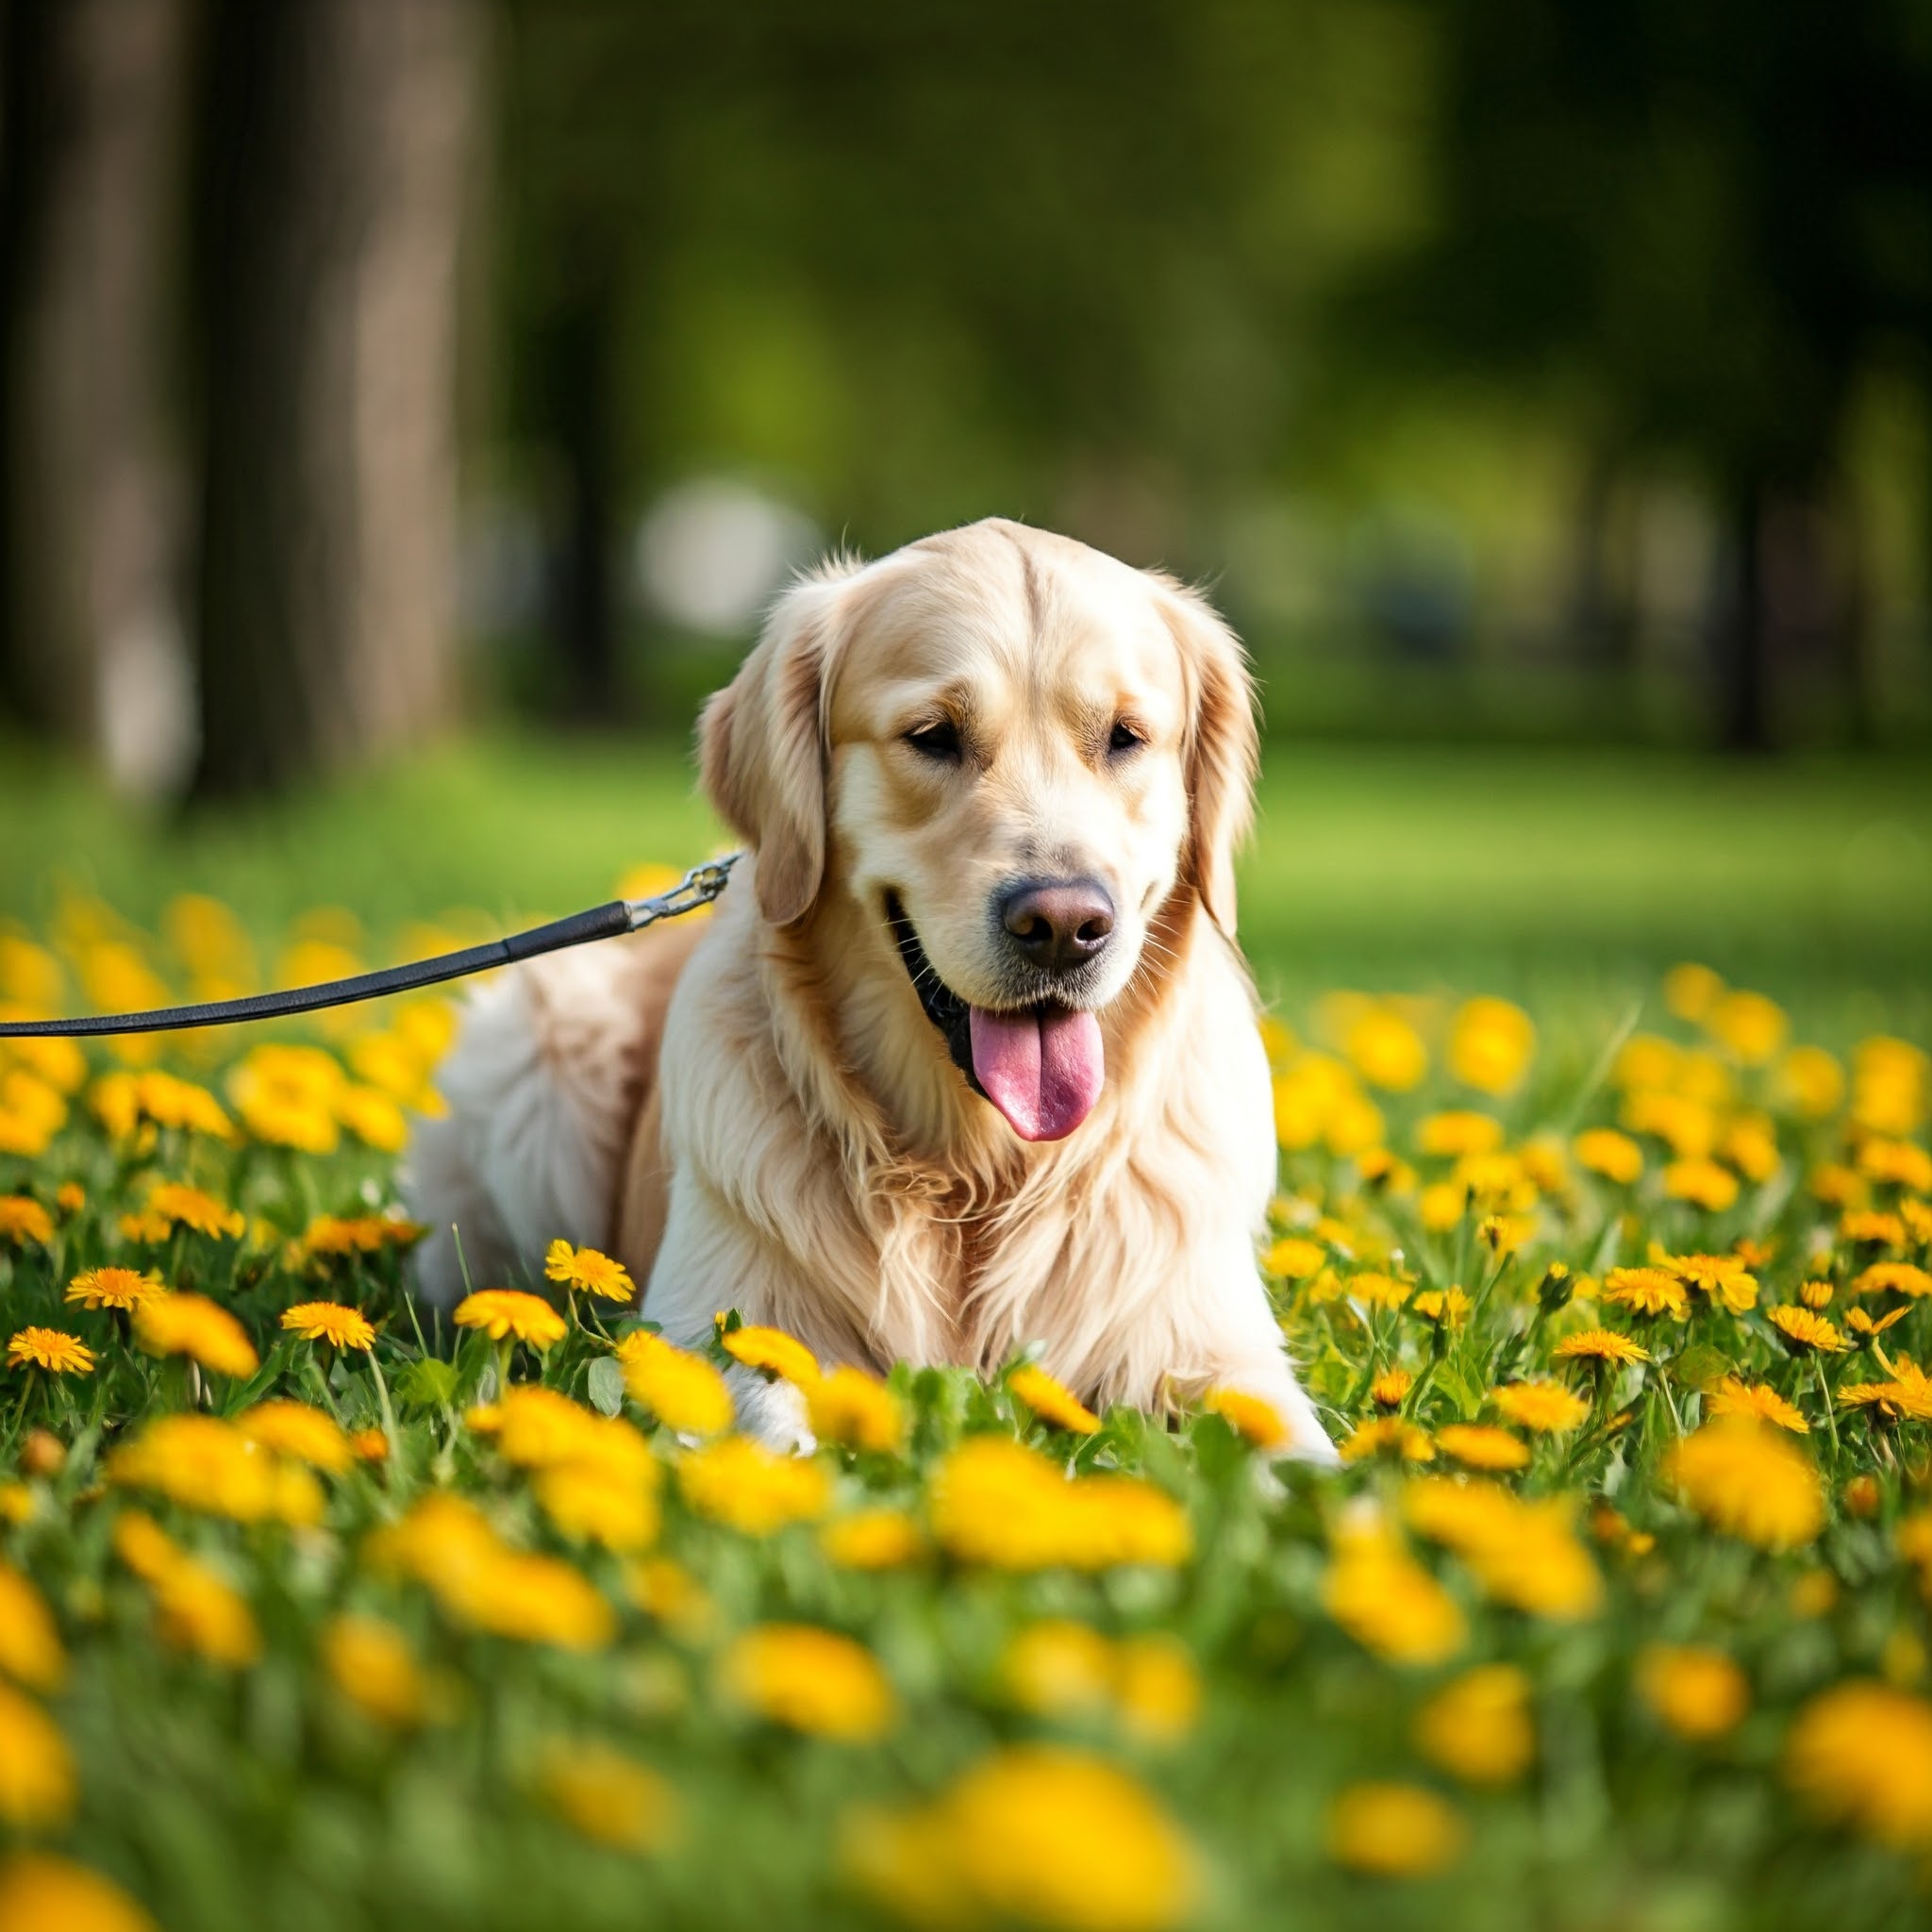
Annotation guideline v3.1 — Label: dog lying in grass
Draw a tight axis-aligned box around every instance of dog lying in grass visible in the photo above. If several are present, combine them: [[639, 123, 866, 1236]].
[[409, 518, 1336, 1459]]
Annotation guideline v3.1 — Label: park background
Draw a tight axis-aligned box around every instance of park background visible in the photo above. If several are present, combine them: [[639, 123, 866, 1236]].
[[2, 0, 1930, 1016]]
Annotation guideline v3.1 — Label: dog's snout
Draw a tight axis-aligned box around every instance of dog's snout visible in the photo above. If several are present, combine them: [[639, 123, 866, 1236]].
[[999, 878, 1115, 974]]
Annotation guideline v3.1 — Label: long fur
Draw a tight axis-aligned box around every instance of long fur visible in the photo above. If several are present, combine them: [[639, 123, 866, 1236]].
[[407, 519, 1337, 1462]]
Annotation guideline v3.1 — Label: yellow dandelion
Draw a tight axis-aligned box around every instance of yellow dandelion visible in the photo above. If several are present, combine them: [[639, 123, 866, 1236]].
[[1340, 1417, 1435, 1463], [63, 1266, 166, 1312], [1636, 1644, 1749, 1740], [1603, 1266, 1689, 1319], [1664, 962, 1725, 1023], [1321, 1524, 1465, 1665], [1552, 1329, 1650, 1368], [0, 1196, 55, 1245], [1403, 1477, 1602, 1619], [236, 1400, 355, 1472], [321, 1613, 433, 1728], [720, 1624, 896, 1740], [822, 1508, 925, 1571], [1667, 1420, 1823, 1547], [1410, 1286, 1474, 1326], [0, 1854, 158, 1932], [677, 1435, 829, 1536], [1368, 1367, 1414, 1410], [0, 1681, 75, 1830], [145, 1181, 244, 1240], [1706, 1375, 1808, 1433], [1001, 1619, 1116, 1719], [1348, 1270, 1413, 1310], [152, 1559, 262, 1667], [133, 1293, 259, 1378], [535, 1463, 660, 1554], [451, 1289, 566, 1347], [1416, 1110, 1505, 1158], [807, 1364, 906, 1453], [1205, 1386, 1291, 1447], [279, 1301, 376, 1350], [0, 1564, 65, 1693], [1415, 1664, 1534, 1785], [1490, 1380, 1591, 1433], [1326, 1781, 1467, 1878], [843, 1745, 1196, 1932], [718, 1321, 819, 1385], [1009, 1363, 1102, 1435], [1665, 1251, 1760, 1313], [1436, 1424, 1531, 1472], [1574, 1126, 1643, 1184], [1785, 1681, 1932, 1851], [537, 1740, 676, 1853], [111, 1416, 322, 1526], [1854, 1261, 1932, 1299], [1448, 995, 1535, 1095], [1769, 1306, 1847, 1354], [626, 1557, 714, 1640], [1263, 1235, 1326, 1280], [617, 1331, 734, 1437], [1798, 1278, 1836, 1308], [543, 1239, 635, 1304], [1663, 1158, 1740, 1211], [6, 1328, 94, 1376]]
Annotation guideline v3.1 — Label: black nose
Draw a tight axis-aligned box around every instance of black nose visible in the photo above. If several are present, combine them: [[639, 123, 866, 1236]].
[[999, 878, 1115, 974]]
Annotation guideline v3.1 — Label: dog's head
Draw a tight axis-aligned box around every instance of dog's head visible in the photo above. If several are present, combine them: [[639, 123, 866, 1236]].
[[700, 518, 1257, 1143]]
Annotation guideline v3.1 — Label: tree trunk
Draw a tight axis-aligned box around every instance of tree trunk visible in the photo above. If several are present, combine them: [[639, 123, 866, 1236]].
[[193, 0, 481, 798], [0, 0, 190, 793]]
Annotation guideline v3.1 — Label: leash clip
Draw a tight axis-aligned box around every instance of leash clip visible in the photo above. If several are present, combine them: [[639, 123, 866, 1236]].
[[625, 852, 741, 931]]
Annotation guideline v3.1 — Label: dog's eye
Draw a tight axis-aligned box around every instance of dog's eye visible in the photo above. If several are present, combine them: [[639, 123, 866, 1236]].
[[1108, 721, 1144, 756], [905, 721, 961, 760]]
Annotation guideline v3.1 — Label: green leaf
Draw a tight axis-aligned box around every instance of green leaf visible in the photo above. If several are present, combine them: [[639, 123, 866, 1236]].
[[395, 1355, 460, 1411], [1670, 1343, 1733, 1392], [585, 1354, 625, 1417]]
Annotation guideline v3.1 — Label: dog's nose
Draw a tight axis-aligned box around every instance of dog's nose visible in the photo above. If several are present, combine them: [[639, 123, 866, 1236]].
[[999, 878, 1115, 974]]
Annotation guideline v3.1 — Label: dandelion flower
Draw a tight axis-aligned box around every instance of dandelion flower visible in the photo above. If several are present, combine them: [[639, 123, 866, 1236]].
[[64, 1266, 166, 1312], [1705, 1376, 1808, 1434], [1205, 1386, 1291, 1447], [111, 1416, 322, 1526], [451, 1289, 566, 1347], [1264, 1235, 1327, 1280], [544, 1239, 635, 1304], [1410, 1287, 1473, 1326], [718, 1322, 818, 1385], [822, 1508, 925, 1571], [720, 1623, 896, 1740], [618, 1331, 733, 1437], [236, 1400, 354, 1472], [1416, 1110, 1504, 1158], [1636, 1644, 1749, 1740], [1368, 1368, 1413, 1410], [1340, 1417, 1435, 1462], [844, 1745, 1196, 1932], [1415, 1664, 1534, 1785], [1490, 1381, 1591, 1434], [0, 1855, 157, 1932], [1769, 1307, 1847, 1354], [677, 1435, 829, 1536], [1436, 1424, 1530, 1472], [1448, 996, 1536, 1095], [280, 1301, 376, 1350], [538, 1740, 676, 1853], [6, 1328, 94, 1376], [1603, 1266, 1688, 1319], [134, 1293, 259, 1378], [1326, 1781, 1467, 1877], [1854, 1261, 1932, 1299], [321, 1614, 433, 1728], [1665, 1252, 1759, 1311], [0, 1681, 75, 1829], [1009, 1363, 1102, 1434], [0, 1196, 55, 1245], [535, 1465, 660, 1553], [806, 1364, 906, 1454], [153, 1559, 261, 1667], [144, 1182, 244, 1240], [0, 1564, 65, 1693], [1553, 1329, 1650, 1368], [1573, 1126, 1643, 1183], [1667, 1420, 1823, 1548], [1321, 1525, 1465, 1665], [1785, 1681, 1932, 1851]]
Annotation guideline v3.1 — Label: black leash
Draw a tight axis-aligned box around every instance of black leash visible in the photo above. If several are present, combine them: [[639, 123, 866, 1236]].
[[0, 856, 740, 1040]]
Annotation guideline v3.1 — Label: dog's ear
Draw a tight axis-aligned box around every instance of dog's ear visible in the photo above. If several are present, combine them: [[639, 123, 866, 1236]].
[[698, 567, 857, 926], [1155, 576, 1258, 937]]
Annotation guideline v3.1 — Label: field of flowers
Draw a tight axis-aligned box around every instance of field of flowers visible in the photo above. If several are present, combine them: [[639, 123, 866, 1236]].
[[3, 882, 1932, 1932]]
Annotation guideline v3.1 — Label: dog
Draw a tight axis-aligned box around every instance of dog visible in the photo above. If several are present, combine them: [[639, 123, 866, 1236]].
[[408, 518, 1336, 1461]]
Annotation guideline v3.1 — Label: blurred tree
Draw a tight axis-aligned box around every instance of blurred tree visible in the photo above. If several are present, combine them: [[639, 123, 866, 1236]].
[[1356, 0, 1932, 749], [0, 0, 190, 794], [192, 0, 482, 796]]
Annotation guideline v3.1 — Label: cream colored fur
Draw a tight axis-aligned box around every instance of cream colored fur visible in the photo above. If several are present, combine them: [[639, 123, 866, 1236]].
[[407, 518, 1337, 1462]]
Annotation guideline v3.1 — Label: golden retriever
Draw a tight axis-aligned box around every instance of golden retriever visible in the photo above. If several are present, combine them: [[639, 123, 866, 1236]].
[[408, 518, 1336, 1460]]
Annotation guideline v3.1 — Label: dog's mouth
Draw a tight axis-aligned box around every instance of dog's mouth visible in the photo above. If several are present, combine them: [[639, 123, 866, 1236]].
[[885, 894, 1105, 1142]]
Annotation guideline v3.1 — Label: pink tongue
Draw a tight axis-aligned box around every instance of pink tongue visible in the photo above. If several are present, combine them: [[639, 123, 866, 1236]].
[[968, 1006, 1105, 1141]]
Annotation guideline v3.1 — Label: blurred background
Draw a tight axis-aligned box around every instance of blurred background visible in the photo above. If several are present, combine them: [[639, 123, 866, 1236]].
[[1, 0, 1929, 1010]]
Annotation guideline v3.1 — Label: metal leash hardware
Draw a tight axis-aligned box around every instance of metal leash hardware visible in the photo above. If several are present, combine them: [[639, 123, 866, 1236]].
[[0, 851, 742, 1041]]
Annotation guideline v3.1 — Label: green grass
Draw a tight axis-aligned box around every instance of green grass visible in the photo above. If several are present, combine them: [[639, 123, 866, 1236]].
[[4, 731, 1928, 1025]]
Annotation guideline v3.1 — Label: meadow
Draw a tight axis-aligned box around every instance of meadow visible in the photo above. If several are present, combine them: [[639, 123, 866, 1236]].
[[2, 734, 1931, 1931]]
